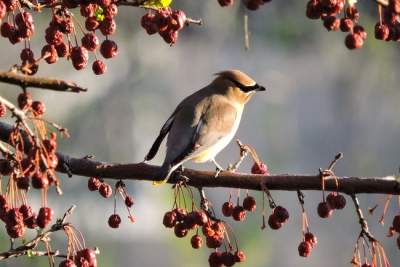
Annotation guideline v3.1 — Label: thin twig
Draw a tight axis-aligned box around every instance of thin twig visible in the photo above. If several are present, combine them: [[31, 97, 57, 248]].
[[351, 194, 375, 241]]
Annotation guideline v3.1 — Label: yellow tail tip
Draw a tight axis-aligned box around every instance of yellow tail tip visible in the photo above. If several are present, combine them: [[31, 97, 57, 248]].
[[152, 179, 168, 186]]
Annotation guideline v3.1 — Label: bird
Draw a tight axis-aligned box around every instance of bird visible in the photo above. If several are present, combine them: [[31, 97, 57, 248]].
[[144, 69, 266, 184]]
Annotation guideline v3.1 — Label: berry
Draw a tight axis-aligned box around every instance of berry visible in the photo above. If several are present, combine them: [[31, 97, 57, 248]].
[[218, 0, 234, 6], [344, 33, 364, 50], [273, 206, 289, 223], [100, 17, 116, 35], [304, 232, 318, 247], [375, 23, 390, 41], [32, 101, 46, 116], [41, 44, 58, 64], [0, 1, 5, 20], [100, 39, 118, 59], [0, 159, 13, 175], [55, 42, 69, 57], [16, 176, 30, 190], [340, 18, 353, 32], [87, 177, 101, 191], [20, 48, 35, 63], [18, 92, 32, 109], [234, 250, 246, 262], [1, 22, 13, 38], [222, 201, 234, 217], [193, 210, 208, 226], [323, 16, 340, 31], [243, 195, 256, 212], [80, 4, 95, 17], [268, 214, 282, 230], [334, 194, 346, 209], [160, 30, 178, 44], [163, 211, 176, 228], [0, 103, 6, 117], [170, 10, 186, 31], [104, 4, 118, 17], [298, 241, 312, 257], [6, 223, 25, 238], [71, 46, 89, 70], [392, 215, 400, 233], [209, 251, 223, 267], [183, 212, 197, 229], [190, 234, 203, 249], [317, 201, 333, 218], [6, 208, 24, 225], [45, 27, 64, 46], [108, 214, 121, 228], [306, 0, 322, 20], [211, 221, 225, 235], [232, 205, 246, 221], [81, 33, 99, 51], [206, 234, 223, 248], [31, 173, 49, 189], [125, 196, 134, 207], [326, 192, 337, 209], [37, 207, 54, 228], [221, 252, 236, 267], [242, 0, 262, 10], [141, 13, 158, 35], [202, 222, 215, 237], [99, 183, 112, 198], [19, 204, 33, 219], [174, 222, 188, 238], [353, 25, 367, 40], [173, 208, 187, 221], [251, 162, 269, 175], [92, 60, 107, 75], [85, 17, 100, 31], [59, 259, 77, 267], [75, 248, 97, 267], [345, 5, 359, 21]]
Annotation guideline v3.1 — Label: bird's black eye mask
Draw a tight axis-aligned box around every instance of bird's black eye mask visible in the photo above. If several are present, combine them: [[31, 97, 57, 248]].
[[225, 77, 266, 92]]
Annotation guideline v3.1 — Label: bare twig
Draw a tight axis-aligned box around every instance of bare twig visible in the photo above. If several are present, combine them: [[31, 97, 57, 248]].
[[350, 194, 375, 241], [0, 70, 87, 93]]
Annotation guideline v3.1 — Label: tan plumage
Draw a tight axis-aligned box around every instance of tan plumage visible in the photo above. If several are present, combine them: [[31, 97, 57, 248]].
[[145, 70, 265, 183]]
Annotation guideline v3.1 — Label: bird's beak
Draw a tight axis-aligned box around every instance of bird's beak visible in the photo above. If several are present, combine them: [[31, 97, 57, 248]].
[[256, 85, 266, 91]]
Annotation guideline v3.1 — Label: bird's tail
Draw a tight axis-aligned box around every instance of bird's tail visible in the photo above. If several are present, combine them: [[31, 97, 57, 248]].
[[152, 162, 173, 186]]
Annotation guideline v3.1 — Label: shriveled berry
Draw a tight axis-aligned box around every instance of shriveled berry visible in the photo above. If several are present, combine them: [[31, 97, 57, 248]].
[[340, 18, 353, 32], [304, 232, 318, 247], [298, 241, 312, 257], [221, 252, 236, 267], [317, 201, 333, 218], [19, 204, 33, 219], [346, 5, 359, 21], [18, 92, 32, 109], [99, 183, 112, 198], [211, 221, 225, 235], [163, 211, 176, 228], [273, 205, 289, 223], [108, 214, 121, 228], [334, 194, 346, 209], [88, 177, 101, 191], [209, 251, 223, 267], [243, 195, 256, 212], [345, 33, 364, 50], [125, 196, 134, 207], [85, 17, 100, 31], [100, 17, 116, 35], [251, 162, 269, 175], [100, 39, 118, 59], [17, 176, 30, 190], [92, 60, 107, 75], [104, 4, 118, 17], [206, 234, 223, 248], [59, 259, 77, 267], [222, 201, 234, 217], [190, 234, 203, 249], [174, 222, 188, 238], [375, 23, 390, 40], [268, 214, 282, 230], [170, 9, 186, 31], [234, 250, 246, 262], [37, 207, 53, 228], [232, 205, 246, 221], [32, 101, 46, 116], [71, 46, 89, 70], [31, 173, 49, 189], [75, 248, 97, 267], [20, 48, 35, 63], [80, 3, 95, 17], [45, 27, 63, 46], [41, 44, 58, 64], [6, 223, 25, 238], [141, 13, 158, 35], [323, 15, 340, 31], [55, 42, 69, 57], [81, 32, 99, 51], [160, 30, 178, 45], [6, 207, 24, 225]]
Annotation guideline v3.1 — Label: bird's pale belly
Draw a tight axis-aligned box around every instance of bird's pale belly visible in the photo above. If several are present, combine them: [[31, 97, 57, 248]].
[[191, 109, 243, 163]]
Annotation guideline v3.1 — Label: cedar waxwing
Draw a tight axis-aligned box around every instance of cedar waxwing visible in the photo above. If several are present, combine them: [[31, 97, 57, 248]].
[[145, 69, 266, 184]]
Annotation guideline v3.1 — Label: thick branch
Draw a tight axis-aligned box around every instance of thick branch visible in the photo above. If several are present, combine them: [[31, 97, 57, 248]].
[[0, 121, 399, 195], [0, 70, 87, 93]]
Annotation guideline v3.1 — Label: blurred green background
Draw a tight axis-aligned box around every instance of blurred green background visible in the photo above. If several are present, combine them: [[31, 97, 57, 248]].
[[0, 0, 400, 266]]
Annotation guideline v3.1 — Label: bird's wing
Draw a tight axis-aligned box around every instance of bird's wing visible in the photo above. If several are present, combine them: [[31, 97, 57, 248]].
[[169, 98, 238, 166]]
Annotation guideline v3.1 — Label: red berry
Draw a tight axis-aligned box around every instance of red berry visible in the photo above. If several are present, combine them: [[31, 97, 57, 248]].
[[32, 101, 46, 116], [209, 251, 223, 267], [20, 48, 35, 63], [125, 196, 134, 207], [323, 16, 340, 31], [211, 221, 225, 235], [31, 173, 49, 189], [99, 183, 112, 198], [108, 214, 121, 228], [243, 195, 256, 212], [183, 212, 197, 229], [206, 234, 223, 248], [0, 103, 6, 117], [221, 252, 235, 267], [16, 176, 30, 190], [141, 13, 158, 35], [317, 201, 333, 218], [18, 92, 32, 109], [273, 205, 289, 223], [88, 177, 101, 191], [345, 5, 359, 21], [344, 33, 364, 50], [202, 222, 215, 237], [304, 232, 318, 247], [6, 207, 24, 225], [268, 214, 282, 230], [192, 210, 208, 226], [75, 248, 97, 267], [92, 60, 107, 75], [306, 0, 322, 20], [0, 159, 13, 175], [251, 162, 269, 175], [100, 17, 116, 36], [375, 23, 390, 41], [353, 25, 367, 40], [45, 27, 64, 46], [163, 211, 176, 228], [222, 201, 234, 217], [41, 44, 58, 64], [71, 46, 89, 70], [234, 250, 246, 262], [85, 17, 100, 31], [19, 204, 33, 219], [392, 215, 400, 233], [326, 192, 337, 209], [170, 9, 186, 31], [340, 18, 353, 32], [173, 208, 187, 221], [81, 33, 99, 51], [100, 39, 118, 59], [104, 4, 118, 17], [59, 259, 77, 267], [218, 0, 234, 7], [55, 42, 69, 57], [174, 222, 188, 238], [232, 205, 246, 221], [37, 207, 54, 228], [96, 0, 111, 7], [242, 0, 262, 11], [80, 4, 95, 17], [190, 234, 203, 249], [6, 223, 25, 238], [334, 194, 346, 209], [160, 30, 179, 45], [1, 22, 13, 38], [298, 241, 312, 257]]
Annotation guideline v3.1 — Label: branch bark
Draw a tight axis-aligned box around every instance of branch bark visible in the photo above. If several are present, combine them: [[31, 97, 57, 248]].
[[0, 70, 87, 93], [0, 121, 399, 195]]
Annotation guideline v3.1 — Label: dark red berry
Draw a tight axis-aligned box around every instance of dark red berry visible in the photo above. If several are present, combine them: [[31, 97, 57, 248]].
[[100, 17, 116, 36], [170, 9, 186, 31], [193, 210, 208, 226], [222, 201, 234, 217], [6, 207, 24, 225], [59, 259, 77, 267], [37, 207, 53, 228], [41, 44, 58, 64], [298, 241, 312, 257], [243, 195, 256, 212], [218, 0, 234, 7], [317, 201, 333, 218], [99, 183, 112, 198], [206, 234, 223, 248], [174, 222, 188, 238], [0, 22, 13, 38], [242, 0, 262, 11], [18, 92, 32, 109], [345, 33, 364, 50], [173, 208, 187, 221], [92, 60, 107, 75], [163, 211, 176, 228], [141, 13, 158, 35], [209, 251, 223, 267], [268, 214, 282, 230], [326, 192, 337, 209], [108, 214, 121, 228], [20, 48, 35, 63], [19, 204, 33, 219], [32, 101, 46, 116], [160, 30, 178, 45], [375, 23, 390, 40], [334, 194, 346, 209], [340, 18, 353, 32], [306, 0, 322, 20], [232, 205, 246, 221], [100, 39, 118, 59], [45, 27, 64, 46], [251, 162, 269, 175], [305, 232, 318, 247], [81, 32, 99, 51], [234, 250, 246, 262], [104, 4, 118, 17], [71, 46, 89, 70], [392, 215, 400, 233], [85, 17, 100, 31], [273, 206, 289, 223], [55, 42, 69, 57], [17, 176, 30, 190], [345, 5, 359, 21], [221, 252, 236, 267], [80, 4, 95, 17], [323, 16, 340, 31], [75, 248, 97, 267], [0, 159, 13, 175], [31, 173, 49, 189], [6, 223, 25, 238], [353, 25, 367, 40], [88, 177, 101, 191], [125, 196, 134, 207], [190, 234, 203, 249]]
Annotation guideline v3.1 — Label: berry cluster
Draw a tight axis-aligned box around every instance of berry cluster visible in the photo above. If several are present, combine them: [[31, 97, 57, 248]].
[[373, 5, 400, 43], [221, 194, 256, 221], [218, 0, 272, 11], [267, 206, 289, 230], [140, 7, 187, 45], [317, 192, 346, 219], [298, 232, 318, 257]]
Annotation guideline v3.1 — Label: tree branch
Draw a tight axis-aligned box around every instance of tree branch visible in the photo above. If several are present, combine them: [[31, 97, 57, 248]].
[[0, 70, 87, 93], [0, 121, 399, 195]]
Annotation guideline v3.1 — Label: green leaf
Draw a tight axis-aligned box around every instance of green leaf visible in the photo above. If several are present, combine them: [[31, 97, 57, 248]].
[[143, 0, 172, 8]]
